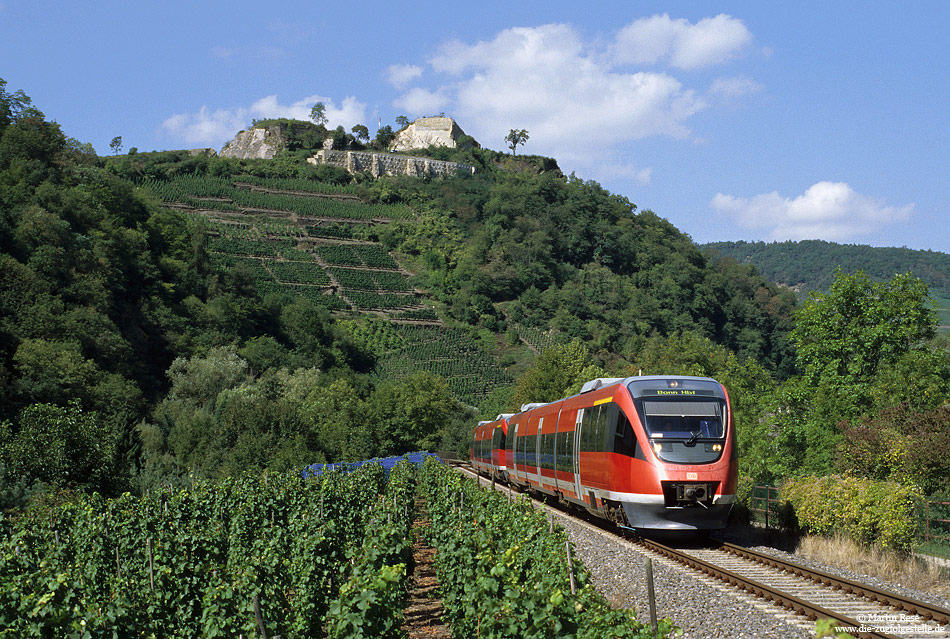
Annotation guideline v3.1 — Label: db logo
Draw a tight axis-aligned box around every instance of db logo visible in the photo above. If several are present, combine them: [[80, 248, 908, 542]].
[[687, 472, 698, 480]]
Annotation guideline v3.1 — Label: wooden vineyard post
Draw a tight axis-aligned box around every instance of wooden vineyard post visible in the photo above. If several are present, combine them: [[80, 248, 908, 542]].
[[566, 540, 576, 595], [146, 537, 155, 591], [645, 557, 658, 636], [253, 593, 269, 639]]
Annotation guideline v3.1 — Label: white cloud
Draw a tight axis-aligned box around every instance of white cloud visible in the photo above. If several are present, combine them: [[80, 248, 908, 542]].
[[162, 95, 368, 149], [386, 64, 423, 89], [393, 87, 448, 115], [591, 162, 654, 185], [161, 107, 247, 147], [709, 75, 763, 98], [395, 21, 725, 184], [613, 14, 752, 70], [711, 181, 914, 242]]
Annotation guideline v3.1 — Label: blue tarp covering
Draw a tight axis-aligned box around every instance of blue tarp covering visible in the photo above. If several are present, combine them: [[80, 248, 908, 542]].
[[301, 451, 441, 478]]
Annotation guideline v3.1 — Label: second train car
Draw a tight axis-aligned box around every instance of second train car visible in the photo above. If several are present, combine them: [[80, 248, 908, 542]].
[[471, 375, 737, 530]]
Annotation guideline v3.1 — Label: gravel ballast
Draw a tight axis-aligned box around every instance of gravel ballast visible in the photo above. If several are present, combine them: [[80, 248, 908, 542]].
[[555, 513, 813, 639]]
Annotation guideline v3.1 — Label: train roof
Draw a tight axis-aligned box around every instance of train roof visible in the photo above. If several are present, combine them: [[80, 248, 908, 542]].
[[509, 375, 724, 419]]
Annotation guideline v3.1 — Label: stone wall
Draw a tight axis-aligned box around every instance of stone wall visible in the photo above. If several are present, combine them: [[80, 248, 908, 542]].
[[308, 150, 475, 179]]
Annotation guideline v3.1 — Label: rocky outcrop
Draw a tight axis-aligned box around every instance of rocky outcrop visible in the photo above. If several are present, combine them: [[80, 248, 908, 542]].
[[390, 117, 475, 152], [220, 126, 285, 159]]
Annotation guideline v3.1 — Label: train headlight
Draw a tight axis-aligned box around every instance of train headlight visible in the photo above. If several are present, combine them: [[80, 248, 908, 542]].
[[711, 444, 722, 452], [652, 442, 663, 454]]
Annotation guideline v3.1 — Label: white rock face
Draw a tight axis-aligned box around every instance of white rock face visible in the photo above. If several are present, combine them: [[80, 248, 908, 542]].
[[390, 117, 471, 152], [220, 127, 282, 159]]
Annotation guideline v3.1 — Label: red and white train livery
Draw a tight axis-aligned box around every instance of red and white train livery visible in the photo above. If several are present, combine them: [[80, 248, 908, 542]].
[[470, 375, 738, 530]]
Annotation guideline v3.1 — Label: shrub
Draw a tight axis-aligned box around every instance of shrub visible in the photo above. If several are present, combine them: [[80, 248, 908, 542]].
[[781, 474, 923, 551]]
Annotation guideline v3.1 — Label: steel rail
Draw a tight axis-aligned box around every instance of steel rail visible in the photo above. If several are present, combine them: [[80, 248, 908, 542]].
[[715, 541, 950, 627], [637, 537, 900, 639]]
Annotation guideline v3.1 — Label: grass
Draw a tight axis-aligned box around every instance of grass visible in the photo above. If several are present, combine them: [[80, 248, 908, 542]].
[[917, 540, 950, 561], [795, 532, 950, 599]]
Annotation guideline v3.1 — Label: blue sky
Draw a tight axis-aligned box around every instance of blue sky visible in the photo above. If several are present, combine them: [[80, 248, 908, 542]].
[[3, 1, 948, 252]]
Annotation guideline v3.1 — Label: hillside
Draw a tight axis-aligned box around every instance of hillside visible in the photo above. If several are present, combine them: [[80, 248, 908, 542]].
[[0, 85, 798, 492], [701, 239, 950, 296], [117, 152, 798, 401], [701, 239, 950, 329]]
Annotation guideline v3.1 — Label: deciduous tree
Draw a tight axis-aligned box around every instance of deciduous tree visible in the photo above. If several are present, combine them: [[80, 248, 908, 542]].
[[505, 128, 529, 155], [351, 124, 369, 143], [310, 101, 328, 126], [792, 269, 937, 395]]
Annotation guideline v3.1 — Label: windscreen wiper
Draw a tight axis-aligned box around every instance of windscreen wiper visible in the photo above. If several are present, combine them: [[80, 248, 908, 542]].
[[684, 431, 700, 447]]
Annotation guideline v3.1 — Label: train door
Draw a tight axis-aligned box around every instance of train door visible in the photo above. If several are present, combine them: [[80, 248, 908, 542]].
[[511, 421, 520, 482], [534, 417, 544, 488], [552, 410, 561, 495], [573, 409, 584, 500]]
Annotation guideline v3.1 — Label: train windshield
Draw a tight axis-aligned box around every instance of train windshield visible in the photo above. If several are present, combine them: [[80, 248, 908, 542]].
[[640, 400, 724, 439]]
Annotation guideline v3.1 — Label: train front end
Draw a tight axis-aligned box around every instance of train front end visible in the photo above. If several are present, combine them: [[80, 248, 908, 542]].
[[619, 376, 738, 530]]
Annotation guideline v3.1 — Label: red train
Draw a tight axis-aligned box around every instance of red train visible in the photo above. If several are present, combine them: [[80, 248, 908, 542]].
[[470, 375, 737, 530]]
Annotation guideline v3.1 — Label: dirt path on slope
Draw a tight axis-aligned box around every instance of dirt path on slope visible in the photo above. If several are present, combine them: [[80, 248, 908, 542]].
[[402, 507, 452, 638]]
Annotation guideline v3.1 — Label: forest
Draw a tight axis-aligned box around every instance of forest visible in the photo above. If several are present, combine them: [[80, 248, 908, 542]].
[[1, 79, 948, 532], [701, 239, 950, 298]]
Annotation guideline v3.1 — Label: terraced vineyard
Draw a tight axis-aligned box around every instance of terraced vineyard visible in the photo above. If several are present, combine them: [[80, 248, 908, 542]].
[[141, 174, 423, 316], [372, 324, 514, 406], [140, 173, 514, 406]]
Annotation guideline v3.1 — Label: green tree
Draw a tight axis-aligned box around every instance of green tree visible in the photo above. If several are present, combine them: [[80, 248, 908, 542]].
[[771, 270, 945, 479], [0, 401, 119, 491], [505, 128, 529, 155], [109, 135, 123, 155], [302, 376, 372, 461], [395, 115, 410, 129], [351, 124, 370, 143], [0, 77, 34, 130], [373, 125, 396, 149], [164, 346, 250, 409], [310, 102, 328, 126], [838, 404, 950, 494], [367, 372, 460, 456], [792, 269, 937, 403]]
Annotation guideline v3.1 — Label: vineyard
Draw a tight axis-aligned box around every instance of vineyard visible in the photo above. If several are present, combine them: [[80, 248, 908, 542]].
[[139, 173, 521, 407], [0, 461, 415, 637], [371, 324, 514, 406], [141, 175, 410, 221], [140, 173, 424, 317], [0, 457, 673, 637], [420, 458, 669, 638]]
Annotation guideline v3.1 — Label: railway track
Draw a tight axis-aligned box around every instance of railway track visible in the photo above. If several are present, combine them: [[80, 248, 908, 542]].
[[451, 461, 950, 639], [637, 536, 949, 639]]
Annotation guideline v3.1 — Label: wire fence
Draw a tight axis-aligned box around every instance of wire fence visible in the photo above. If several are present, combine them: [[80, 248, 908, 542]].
[[750, 485, 950, 556]]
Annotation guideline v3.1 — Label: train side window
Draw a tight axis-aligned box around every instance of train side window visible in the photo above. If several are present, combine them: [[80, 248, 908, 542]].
[[580, 407, 595, 452], [557, 429, 573, 471], [541, 432, 553, 470], [555, 430, 563, 471], [583, 405, 607, 452], [548, 431, 556, 470], [614, 412, 637, 457], [565, 430, 574, 471], [597, 405, 610, 451]]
